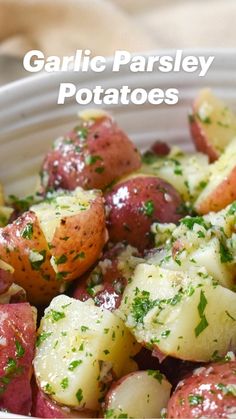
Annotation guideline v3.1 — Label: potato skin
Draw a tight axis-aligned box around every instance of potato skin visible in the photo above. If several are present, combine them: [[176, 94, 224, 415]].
[[51, 195, 107, 281], [0, 211, 60, 305], [0, 267, 14, 295], [196, 166, 236, 214], [105, 176, 183, 251], [0, 303, 36, 415], [167, 359, 236, 418], [190, 114, 219, 163], [40, 116, 141, 193], [31, 380, 94, 418]]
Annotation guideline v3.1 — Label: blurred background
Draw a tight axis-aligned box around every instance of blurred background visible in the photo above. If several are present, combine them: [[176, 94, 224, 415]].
[[0, 0, 236, 86]]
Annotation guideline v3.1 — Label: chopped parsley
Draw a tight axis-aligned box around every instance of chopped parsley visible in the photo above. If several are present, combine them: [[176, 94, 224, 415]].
[[147, 369, 163, 384], [21, 223, 33, 239], [81, 326, 89, 332], [60, 377, 69, 390], [36, 331, 52, 347], [50, 310, 65, 322], [188, 394, 204, 406], [143, 200, 155, 217], [29, 249, 46, 271], [219, 241, 233, 263], [15, 340, 25, 358], [55, 254, 68, 265], [85, 154, 103, 165], [195, 290, 208, 337], [181, 216, 208, 230], [76, 388, 83, 403], [68, 360, 82, 371]]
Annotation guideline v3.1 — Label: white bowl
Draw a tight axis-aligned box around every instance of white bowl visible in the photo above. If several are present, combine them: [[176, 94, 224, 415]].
[[0, 48, 235, 418]]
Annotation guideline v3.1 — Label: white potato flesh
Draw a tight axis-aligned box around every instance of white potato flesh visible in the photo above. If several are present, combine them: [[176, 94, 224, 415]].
[[104, 370, 171, 418], [140, 148, 209, 201], [151, 204, 236, 289], [118, 263, 236, 362], [195, 137, 236, 210], [34, 295, 138, 411], [193, 88, 236, 153], [31, 187, 98, 243]]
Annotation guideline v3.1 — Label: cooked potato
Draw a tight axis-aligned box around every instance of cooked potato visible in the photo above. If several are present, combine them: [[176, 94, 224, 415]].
[[105, 176, 183, 251], [103, 370, 171, 418], [168, 357, 236, 418], [151, 204, 236, 289], [32, 188, 107, 281], [118, 263, 236, 362], [31, 380, 94, 418], [73, 243, 140, 311], [189, 88, 236, 162], [0, 188, 107, 305], [40, 111, 141, 194], [141, 147, 209, 202], [0, 303, 36, 415], [34, 295, 139, 411], [195, 137, 236, 214]]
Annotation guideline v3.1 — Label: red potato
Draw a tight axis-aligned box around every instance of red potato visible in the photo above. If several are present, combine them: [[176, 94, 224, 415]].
[[0, 303, 36, 415], [0, 211, 60, 305], [0, 188, 107, 305], [195, 137, 236, 214], [31, 380, 94, 418], [189, 88, 236, 162], [103, 370, 171, 418], [105, 176, 183, 251], [73, 243, 139, 311], [167, 358, 236, 418], [40, 112, 141, 193]]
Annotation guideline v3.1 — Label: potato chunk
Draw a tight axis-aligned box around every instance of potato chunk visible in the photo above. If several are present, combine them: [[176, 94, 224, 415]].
[[0, 188, 107, 305], [104, 370, 171, 418], [118, 263, 236, 362], [34, 295, 139, 411], [151, 204, 236, 289], [195, 138, 236, 214], [189, 88, 236, 162], [140, 148, 209, 202]]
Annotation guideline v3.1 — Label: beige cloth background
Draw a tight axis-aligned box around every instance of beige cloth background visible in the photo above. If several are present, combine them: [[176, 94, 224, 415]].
[[0, 0, 236, 59]]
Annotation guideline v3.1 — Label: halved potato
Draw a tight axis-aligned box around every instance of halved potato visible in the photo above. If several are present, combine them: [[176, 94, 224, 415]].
[[103, 370, 171, 418], [140, 148, 209, 202], [151, 204, 236, 290], [189, 88, 236, 162], [32, 188, 107, 281], [34, 295, 139, 411], [0, 188, 107, 305], [118, 263, 236, 362], [195, 138, 236, 214]]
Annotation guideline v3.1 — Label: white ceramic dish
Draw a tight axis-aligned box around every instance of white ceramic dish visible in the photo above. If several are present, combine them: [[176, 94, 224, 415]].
[[0, 48, 235, 418]]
